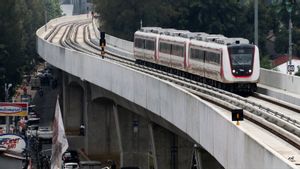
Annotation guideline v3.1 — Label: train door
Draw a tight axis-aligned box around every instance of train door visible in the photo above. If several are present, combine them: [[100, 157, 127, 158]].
[[189, 47, 205, 77], [158, 40, 172, 67], [170, 43, 185, 69]]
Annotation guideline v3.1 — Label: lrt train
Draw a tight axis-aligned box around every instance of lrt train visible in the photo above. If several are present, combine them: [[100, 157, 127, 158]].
[[133, 27, 260, 93]]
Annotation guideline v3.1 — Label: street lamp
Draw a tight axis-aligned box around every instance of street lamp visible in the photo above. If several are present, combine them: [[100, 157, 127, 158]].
[[132, 119, 139, 134], [272, 0, 295, 74], [254, 0, 258, 46], [286, 0, 293, 74], [4, 83, 12, 133], [4, 83, 12, 102], [44, 0, 48, 31]]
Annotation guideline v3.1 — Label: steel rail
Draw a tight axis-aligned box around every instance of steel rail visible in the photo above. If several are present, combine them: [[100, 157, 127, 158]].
[[45, 21, 300, 152]]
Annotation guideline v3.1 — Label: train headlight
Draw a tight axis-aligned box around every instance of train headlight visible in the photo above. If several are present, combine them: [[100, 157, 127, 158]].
[[232, 70, 236, 73], [249, 69, 252, 73]]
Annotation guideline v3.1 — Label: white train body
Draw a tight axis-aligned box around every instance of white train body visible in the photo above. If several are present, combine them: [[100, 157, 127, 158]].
[[134, 27, 260, 92]]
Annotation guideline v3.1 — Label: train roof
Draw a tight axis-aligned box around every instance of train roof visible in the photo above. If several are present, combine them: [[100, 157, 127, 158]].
[[140, 27, 162, 33], [138, 27, 250, 46]]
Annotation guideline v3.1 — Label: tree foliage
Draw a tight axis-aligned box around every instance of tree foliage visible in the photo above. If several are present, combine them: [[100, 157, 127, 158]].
[[271, 0, 300, 55], [0, 0, 61, 100]]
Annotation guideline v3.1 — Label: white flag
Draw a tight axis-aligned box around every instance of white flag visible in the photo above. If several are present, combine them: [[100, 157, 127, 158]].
[[51, 96, 69, 169]]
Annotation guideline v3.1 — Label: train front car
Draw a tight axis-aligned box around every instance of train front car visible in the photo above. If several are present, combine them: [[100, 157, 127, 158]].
[[222, 43, 260, 93]]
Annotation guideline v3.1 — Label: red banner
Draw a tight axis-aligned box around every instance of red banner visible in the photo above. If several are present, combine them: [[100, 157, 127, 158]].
[[0, 102, 28, 116]]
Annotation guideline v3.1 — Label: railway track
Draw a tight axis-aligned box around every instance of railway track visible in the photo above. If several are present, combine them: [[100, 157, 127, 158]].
[[45, 20, 300, 161]]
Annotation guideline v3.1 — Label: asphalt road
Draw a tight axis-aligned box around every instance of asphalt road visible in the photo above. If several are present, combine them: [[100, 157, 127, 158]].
[[29, 67, 60, 169]]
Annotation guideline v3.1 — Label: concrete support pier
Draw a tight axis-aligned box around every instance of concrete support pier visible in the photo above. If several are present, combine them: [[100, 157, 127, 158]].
[[61, 73, 224, 169]]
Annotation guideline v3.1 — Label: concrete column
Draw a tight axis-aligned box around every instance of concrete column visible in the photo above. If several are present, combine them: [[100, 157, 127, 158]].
[[86, 98, 119, 161], [65, 83, 83, 134], [190, 145, 224, 169], [148, 123, 158, 169], [197, 148, 224, 169], [64, 79, 87, 151], [170, 134, 178, 169], [84, 82, 90, 155], [62, 72, 69, 124], [113, 104, 123, 165], [153, 124, 172, 169], [152, 124, 195, 169], [193, 147, 203, 169], [118, 106, 151, 169], [177, 136, 194, 169]]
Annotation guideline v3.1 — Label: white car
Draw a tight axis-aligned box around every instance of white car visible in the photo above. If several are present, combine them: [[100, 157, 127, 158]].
[[37, 126, 53, 139], [63, 162, 79, 169], [26, 125, 38, 137]]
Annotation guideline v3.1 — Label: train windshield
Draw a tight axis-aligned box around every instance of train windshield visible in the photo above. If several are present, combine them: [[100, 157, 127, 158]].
[[228, 45, 255, 76], [229, 46, 254, 66]]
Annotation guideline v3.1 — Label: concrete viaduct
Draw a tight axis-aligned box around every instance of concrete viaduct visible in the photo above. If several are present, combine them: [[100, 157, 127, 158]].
[[36, 16, 300, 169]]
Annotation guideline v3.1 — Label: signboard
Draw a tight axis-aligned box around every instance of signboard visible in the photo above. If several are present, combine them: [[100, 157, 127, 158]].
[[0, 134, 26, 153], [231, 109, 244, 121], [0, 102, 28, 116], [287, 64, 295, 73], [20, 94, 31, 103]]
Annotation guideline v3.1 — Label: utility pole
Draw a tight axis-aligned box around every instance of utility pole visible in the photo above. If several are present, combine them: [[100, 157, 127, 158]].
[[286, 0, 293, 74], [4, 83, 12, 133], [254, 0, 258, 46], [44, 0, 48, 31], [45, 10, 48, 31], [288, 12, 293, 74]]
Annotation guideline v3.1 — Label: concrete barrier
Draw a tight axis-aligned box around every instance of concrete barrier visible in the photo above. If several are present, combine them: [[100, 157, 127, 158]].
[[36, 16, 297, 169], [260, 68, 300, 95]]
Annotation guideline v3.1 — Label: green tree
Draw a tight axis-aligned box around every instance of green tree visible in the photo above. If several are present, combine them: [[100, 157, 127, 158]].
[[260, 55, 272, 69], [45, 0, 62, 20], [272, 0, 300, 56], [94, 0, 275, 46], [0, 0, 61, 100]]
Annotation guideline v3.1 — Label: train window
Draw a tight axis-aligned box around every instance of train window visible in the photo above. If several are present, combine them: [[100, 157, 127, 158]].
[[159, 42, 171, 54], [206, 52, 220, 64], [145, 40, 155, 51], [171, 45, 184, 57], [190, 48, 204, 61], [134, 38, 145, 49]]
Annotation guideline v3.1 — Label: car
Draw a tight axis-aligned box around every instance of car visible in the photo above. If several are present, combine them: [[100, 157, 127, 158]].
[[30, 77, 41, 89], [28, 111, 39, 119], [26, 125, 38, 137], [62, 150, 80, 164], [63, 162, 79, 169], [0, 145, 7, 151], [36, 71, 44, 78], [80, 161, 101, 168], [37, 126, 53, 140], [0, 124, 15, 134], [28, 105, 36, 112], [0, 125, 5, 134], [27, 117, 40, 126], [42, 71, 53, 79]]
